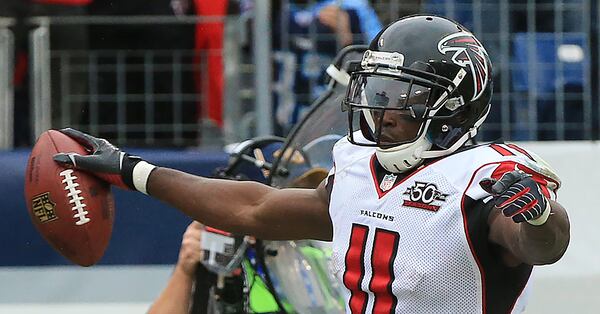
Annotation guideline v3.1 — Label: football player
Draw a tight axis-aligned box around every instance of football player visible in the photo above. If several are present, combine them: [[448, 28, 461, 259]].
[[54, 15, 570, 313]]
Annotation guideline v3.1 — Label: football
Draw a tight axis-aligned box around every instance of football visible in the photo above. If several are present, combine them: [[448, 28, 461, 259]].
[[24, 130, 115, 266]]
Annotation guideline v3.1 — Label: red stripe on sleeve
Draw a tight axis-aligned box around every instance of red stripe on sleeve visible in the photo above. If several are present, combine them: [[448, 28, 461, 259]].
[[506, 143, 535, 161], [490, 162, 518, 180], [490, 144, 515, 156]]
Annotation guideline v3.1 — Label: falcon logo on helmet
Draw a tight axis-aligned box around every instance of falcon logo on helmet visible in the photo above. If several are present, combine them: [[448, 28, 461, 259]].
[[438, 32, 491, 101]]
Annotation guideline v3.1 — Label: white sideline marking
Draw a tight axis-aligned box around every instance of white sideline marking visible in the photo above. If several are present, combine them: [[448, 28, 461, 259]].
[[0, 303, 150, 314]]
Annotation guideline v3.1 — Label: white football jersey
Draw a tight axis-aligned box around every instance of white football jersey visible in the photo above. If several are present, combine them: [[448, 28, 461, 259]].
[[326, 137, 560, 314]]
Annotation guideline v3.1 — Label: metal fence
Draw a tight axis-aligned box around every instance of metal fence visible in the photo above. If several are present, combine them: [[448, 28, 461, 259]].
[[0, 18, 14, 149], [429, 0, 594, 142], [272, 0, 596, 142], [0, 0, 597, 148], [27, 14, 261, 148]]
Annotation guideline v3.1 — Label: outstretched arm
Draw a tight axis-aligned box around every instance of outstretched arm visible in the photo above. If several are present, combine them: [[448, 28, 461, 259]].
[[53, 128, 333, 241], [147, 167, 333, 240]]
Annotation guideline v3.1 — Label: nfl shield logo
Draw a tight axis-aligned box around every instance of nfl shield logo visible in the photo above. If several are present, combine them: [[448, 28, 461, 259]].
[[380, 174, 397, 192]]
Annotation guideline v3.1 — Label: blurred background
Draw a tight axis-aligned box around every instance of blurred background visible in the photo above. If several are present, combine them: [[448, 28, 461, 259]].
[[0, 0, 598, 313]]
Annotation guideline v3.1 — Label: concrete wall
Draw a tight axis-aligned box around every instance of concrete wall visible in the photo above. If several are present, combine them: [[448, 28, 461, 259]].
[[519, 142, 600, 314]]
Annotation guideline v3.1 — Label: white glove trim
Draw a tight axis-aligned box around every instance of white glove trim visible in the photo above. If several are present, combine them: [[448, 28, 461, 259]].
[[526, 201, 551, 226], [132, 161, 157, 195]]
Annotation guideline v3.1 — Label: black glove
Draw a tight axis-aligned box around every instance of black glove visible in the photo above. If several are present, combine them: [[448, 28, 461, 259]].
[[53, 128, 154, 192], [479, 170, 551, 225]]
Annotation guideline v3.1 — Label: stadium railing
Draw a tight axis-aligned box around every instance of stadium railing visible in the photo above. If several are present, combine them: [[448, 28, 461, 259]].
[[3, 1, 598, 149], [0, 18, 14, 149], [272, 0, 595, 141], [391, 0, 594, 140], [27, 13, 270, 148]]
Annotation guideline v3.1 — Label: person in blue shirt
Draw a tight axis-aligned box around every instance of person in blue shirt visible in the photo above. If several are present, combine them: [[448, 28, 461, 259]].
[[305, 0, 383, 42], [272, 0, 382, 134]]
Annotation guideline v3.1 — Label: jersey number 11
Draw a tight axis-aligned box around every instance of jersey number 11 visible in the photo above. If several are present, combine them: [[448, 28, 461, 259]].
[[343, 223, 399, 313]]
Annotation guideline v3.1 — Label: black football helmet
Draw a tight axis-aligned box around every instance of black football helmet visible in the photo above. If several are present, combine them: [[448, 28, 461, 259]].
[[342, 15, 493, 173]]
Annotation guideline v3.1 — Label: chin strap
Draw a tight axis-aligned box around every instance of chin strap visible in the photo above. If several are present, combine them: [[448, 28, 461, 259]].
[[376, 131, 432, 173]]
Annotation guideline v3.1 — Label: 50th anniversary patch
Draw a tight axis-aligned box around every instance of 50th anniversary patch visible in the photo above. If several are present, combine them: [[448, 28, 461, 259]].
[[403, 181, 448, 212]]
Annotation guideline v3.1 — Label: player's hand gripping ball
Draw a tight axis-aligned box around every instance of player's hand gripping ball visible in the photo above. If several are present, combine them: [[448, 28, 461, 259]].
[[480, 170, 551, 225], [52, 128, 143, 190], [24, 130, 115, 266]]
